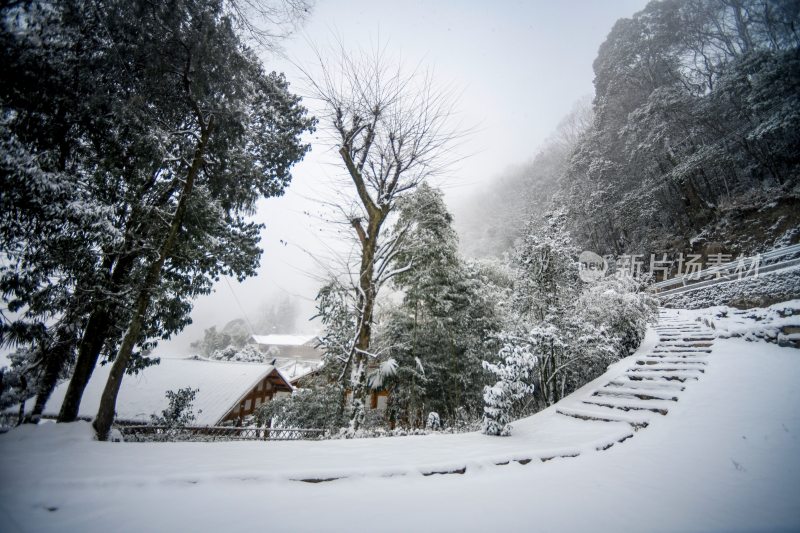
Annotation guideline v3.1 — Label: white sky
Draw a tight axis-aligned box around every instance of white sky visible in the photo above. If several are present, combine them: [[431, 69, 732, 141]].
[[159, 0, 650, 356]]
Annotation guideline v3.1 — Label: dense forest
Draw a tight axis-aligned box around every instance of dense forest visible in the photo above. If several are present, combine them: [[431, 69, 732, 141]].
[[458, 0, 800, 261]]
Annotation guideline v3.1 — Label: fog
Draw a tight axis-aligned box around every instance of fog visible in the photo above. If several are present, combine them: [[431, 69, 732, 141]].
[[159, 0, 650, 356]]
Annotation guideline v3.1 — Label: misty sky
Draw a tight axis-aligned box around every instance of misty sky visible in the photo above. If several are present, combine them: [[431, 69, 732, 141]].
[[160, 0, 651, 356]]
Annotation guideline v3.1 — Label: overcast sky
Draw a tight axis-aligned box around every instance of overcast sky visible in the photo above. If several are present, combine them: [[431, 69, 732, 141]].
[[160, 0, 650, 356]]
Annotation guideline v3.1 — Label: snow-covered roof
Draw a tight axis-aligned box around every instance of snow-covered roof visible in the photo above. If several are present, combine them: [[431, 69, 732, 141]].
[[274, 358, 324, 382], [24, 357, 290, 426], [251, 334, 317, 346]]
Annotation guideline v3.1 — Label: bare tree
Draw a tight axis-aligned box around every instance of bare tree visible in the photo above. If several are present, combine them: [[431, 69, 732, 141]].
[[305, 44, 464, 431], [224, 0, 312, 50]]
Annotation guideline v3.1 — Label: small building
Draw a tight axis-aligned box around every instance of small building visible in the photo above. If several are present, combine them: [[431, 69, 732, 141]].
[[19, 357, 294, 426], [250, 334, 321, 360], [275, 358, 324, 387]]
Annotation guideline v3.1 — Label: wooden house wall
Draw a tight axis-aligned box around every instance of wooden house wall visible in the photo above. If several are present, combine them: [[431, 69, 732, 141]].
[[221, 370, 292, 423]]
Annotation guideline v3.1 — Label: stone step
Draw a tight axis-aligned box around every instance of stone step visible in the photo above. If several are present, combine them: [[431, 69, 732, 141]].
[[645, 353, 709, 359], [624, 371, 699, 382], [596, 386, 679, 401], [629, 365, 704, 373], [582, 397, 670, 415], [606, 378, 685, 392], [658, 335, 716, 343], [657, 342, 713, 348], [652, 348, 712, 354], [555, 406, 650, 428], [635, 358, 707, 366]]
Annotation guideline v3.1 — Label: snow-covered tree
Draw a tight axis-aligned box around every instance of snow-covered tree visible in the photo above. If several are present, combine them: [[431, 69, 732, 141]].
[[191, 319, 253, 357], [0, 0, 314, 437], [484, 210, 655, 433], [561, 0, 800, 256], [482, 341, 536, 436], [208, 345, 265, 363], [306, 45, 464, 432], [381, 184, 502, 428], [91, 0, 314, 440]]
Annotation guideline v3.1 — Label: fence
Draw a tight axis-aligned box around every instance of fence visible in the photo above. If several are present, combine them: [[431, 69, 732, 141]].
[[648, 243, 800, 296], [117, 424, 326, 442]]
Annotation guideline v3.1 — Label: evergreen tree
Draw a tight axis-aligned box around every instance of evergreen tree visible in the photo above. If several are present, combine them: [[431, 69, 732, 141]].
[[91, 0, 314, 440], [382, 184, 501, 428], [0, 0, 314, 436], [482, 340, 536, 436]]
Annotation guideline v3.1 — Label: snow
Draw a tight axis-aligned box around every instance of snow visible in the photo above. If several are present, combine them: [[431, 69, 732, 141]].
[[14, 358, 283, 426], [274, 358, 322, 382], [1, 307, 799, 531], [251, 334, 317, 346], [661, 264, 800, 308], [699, 299, 800, 345]]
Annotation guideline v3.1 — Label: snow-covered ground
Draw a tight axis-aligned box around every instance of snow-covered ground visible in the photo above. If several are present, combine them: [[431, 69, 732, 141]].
[[1, 307, 799, 532]]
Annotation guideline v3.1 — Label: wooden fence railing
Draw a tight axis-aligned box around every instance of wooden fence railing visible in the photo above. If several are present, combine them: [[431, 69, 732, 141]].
[[117, 424, 326, 442]]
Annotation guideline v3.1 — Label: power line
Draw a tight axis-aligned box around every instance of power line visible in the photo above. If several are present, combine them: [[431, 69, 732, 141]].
[[222, 276, 257, 337]]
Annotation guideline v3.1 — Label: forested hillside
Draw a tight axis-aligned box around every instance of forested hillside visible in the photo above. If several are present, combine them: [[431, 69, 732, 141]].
[[458, 0, 800, 259], [455, 98, 591, 258]]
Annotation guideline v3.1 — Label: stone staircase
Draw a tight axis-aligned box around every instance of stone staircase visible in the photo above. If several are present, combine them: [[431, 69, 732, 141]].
[[555, 308, 713, 433]]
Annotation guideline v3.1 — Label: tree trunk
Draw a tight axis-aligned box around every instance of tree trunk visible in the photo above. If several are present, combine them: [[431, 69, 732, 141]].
[[59, 254, 137, 422], [28, 343, 68, 422], [338, 139, 388, 432], [93, 120, 212, 441], [57, 310, 111, 422], [27, 313, 80, 422], [347, 215, 383, 432]]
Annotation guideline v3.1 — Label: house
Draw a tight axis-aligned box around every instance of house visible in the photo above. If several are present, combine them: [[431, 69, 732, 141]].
[[18, 357, 294, 426], [250, 333, 325, 389], [249, 334, 388, 412], [249, 334, 321, 360], [275, 358, 324, 387]]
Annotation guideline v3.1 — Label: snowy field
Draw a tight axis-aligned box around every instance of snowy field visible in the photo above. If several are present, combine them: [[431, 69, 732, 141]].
[[1, 307, 799, 532]]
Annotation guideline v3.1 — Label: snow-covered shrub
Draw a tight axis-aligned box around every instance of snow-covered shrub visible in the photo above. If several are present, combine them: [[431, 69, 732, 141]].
[[254, 385, 344, 431], [150, 387, 201, 430], [706, 300, 800, 347], [483, 212, 657, 435], [482, 341, 536, 436], [359, 409, 386, 432], [209, 344, 265, 363], [577, 275, 657, 355], [426, 411, 441, 431]]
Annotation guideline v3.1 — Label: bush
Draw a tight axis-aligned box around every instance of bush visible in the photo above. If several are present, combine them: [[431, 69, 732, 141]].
[[150, 387, 200, 428], [254, 385, 344, 431]]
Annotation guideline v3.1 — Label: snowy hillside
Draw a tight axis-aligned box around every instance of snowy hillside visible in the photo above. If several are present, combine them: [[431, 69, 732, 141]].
[[1, 306, 798, 532]]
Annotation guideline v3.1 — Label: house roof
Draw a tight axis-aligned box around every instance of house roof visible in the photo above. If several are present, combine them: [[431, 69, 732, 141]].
[[22, 357, 292, 426], [250, 334, 317, 346], [274, 358, 324, 383]]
